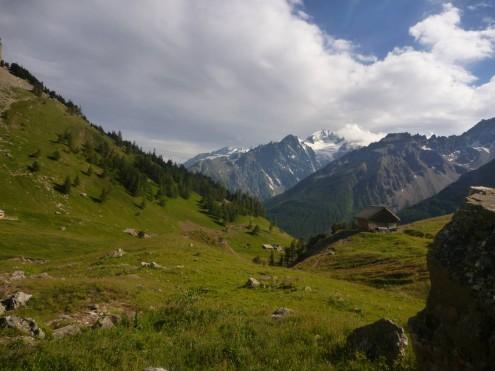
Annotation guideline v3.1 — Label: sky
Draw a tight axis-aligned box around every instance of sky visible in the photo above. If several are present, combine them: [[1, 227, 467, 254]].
[[1, 0, 495, 161]]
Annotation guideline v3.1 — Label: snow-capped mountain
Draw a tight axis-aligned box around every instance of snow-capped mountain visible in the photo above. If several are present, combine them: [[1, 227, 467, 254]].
[[183, 146, 249, 168], [302, 129, 360, 164], [184, 130, 360, 200]]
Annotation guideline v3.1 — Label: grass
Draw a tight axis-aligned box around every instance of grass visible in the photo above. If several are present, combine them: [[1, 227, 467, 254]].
[[0, 82, 442, 370], [296, 215, 452, 298]]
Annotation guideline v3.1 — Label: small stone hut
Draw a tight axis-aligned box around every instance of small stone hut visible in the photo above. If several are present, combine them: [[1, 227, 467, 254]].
[[355, 206, 400, 232]]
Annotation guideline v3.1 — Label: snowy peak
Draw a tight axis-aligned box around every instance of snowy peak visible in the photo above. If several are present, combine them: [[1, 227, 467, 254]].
[[302, 130, 356, 163], [183, 146, 248, 167], [184, 128, 363, 199]]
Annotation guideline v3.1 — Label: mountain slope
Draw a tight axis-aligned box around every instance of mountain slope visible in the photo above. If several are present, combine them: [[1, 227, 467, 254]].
[[0, 65, 424, 370], [400, 158, 495, 223], [185, 130, 358, 200], [266, 123, 495, 238]]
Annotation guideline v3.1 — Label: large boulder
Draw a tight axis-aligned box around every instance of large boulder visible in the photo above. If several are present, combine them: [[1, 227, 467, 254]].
[[409, 186, 495, 370], [346, 318, 408, 362], [0, 316, 45, 338], [1, 292, 32, 311]]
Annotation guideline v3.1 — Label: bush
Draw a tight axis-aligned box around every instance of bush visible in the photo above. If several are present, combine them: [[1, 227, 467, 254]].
[[29, 149, 41, 158], [28, 161, 40, 172], [48, 150, 61, 161]]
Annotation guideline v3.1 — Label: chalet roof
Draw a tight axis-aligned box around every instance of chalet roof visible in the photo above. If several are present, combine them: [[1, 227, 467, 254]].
[[355, 206, 400, 223]]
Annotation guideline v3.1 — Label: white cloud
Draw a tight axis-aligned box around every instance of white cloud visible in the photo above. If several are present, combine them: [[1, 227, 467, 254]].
[[0, 1, 494, 162], [410, 3, 495, 63], [336, 124, 385, 146]]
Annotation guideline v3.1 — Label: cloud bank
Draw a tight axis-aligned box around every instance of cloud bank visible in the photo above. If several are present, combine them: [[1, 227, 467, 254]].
[[1, 1, 494, 161]]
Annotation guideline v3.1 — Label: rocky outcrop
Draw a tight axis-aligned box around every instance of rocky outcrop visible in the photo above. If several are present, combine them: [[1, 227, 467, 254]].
[[346, 318, 408, 363], [1, 292, 32, 311], [0, 316, 45, 338], [409, 186, 495, 370]]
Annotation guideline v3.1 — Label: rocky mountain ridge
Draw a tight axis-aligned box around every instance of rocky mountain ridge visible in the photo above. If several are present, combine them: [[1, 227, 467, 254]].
[[185, 130, 360, 200], [266, 119, 495, 237]]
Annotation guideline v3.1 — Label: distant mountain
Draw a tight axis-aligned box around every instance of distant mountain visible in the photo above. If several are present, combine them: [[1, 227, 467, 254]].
[[185, 130, 360, 200], [400, 158, 495, 223], [183, 146, 248, 168], [266, 119, 495, 238]]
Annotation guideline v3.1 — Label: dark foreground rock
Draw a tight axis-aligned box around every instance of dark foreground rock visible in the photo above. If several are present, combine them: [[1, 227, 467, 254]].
[[409, 186, 495, 371], [346, 318, 408, 362]]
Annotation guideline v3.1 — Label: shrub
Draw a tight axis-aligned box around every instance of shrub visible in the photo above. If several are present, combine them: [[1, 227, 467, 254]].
[[28, 161, 40, 172], [48, 150, 61, 161]]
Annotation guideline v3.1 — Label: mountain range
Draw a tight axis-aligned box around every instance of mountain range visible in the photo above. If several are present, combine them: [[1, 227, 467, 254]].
[[265, 119, 495, 237], [185, 130, 360, 200], [399, 157, 495, 223]]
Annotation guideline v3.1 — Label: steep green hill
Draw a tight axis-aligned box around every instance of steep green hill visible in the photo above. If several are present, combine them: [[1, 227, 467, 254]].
[[0, 66, 426, 370]]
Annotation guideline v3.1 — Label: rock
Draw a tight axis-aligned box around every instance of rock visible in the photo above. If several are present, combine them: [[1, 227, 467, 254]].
[[409, 187, 495, 370], [93, 315, 120, 329], [1, 292, 32, 310], [52, 324, 81, 338], [10, 270, 25, 280], [346, 318, 408, 362], [88, 303, 99, 311], [80, 192, 88, 197], [0, 316, 45, 338], [304, 286, 312, 292], [141, 261, 162, 269], [109, 248, 125, 258], [271, 307, 293, 319], [123, 228, 138, 237], [245, 277, 260, 288], [143, 368, 168, 371]]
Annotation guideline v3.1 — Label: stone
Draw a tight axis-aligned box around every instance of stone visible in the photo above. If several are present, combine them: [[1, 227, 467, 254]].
[[1, 292, 32, 311], [271, 307, 293, 319], [52, 324, 81, 338], [109, 248, 125, 258], [0, 316, 45, 338], [245, 277, 260, 288], [142, 261, 162, 269], [123, 228, 138, 237], [346, 318, 408, 363], [143, 368, 168, 371], [10, 270, 25, 280], [88, 303, 99, 311], [93, 315, 119, 329], [409, 187, 495, 370]]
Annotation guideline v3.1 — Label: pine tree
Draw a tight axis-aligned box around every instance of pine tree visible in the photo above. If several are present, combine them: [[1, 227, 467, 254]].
[[99, 187, 110, 203], [72, 175, 80, 187], [269, 251, 275, 266], [29, 161, 40, 172], [252, 225, 261, 235], [62, 176, 72, 195]]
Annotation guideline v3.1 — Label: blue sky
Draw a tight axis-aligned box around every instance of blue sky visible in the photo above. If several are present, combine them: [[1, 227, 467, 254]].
[[1, 0, 495, 161], [304, 0, 495, 82]]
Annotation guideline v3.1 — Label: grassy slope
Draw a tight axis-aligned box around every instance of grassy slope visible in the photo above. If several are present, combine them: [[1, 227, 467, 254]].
[[296, 215, 451, 298], [0, 78, 432, 370]]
